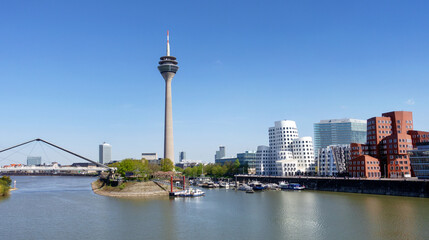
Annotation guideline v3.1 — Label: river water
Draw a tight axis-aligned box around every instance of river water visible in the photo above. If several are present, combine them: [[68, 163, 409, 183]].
[[0, 176, 428, 240]]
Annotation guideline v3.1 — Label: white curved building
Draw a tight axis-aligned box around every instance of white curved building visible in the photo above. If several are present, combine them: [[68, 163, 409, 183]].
[[256, 145, 270, 175], [292, 137, 316, 174], [256, 120, 316, 176]]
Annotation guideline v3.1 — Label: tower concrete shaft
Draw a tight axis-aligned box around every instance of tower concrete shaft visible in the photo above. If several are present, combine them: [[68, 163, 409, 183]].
[[163, 72, 174, 162], [158, 31, 179, 162]]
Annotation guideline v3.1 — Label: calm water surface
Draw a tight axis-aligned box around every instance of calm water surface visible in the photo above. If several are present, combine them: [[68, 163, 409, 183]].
[[0, 176, 428, 240]]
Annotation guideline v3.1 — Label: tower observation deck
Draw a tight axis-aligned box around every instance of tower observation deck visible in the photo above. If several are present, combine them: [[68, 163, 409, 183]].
[[158, 31, 179, 162]]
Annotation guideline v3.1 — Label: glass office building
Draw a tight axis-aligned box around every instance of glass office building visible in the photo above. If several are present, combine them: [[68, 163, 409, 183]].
[[314, 119, 367, 152], [215, 151, 257, 167], [27, 156, 42, 166], [409, 143, 429, 179]]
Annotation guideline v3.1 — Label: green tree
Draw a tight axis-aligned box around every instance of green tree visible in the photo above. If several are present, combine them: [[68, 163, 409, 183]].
[[160, 158, 174, 172], [117, 159, 150, 179], [234, 159, 240, 169], [1, 176, 11, 186], [0, 176, 11, 197], [233, 159, 241, 175], [148, 163, 161, 173]]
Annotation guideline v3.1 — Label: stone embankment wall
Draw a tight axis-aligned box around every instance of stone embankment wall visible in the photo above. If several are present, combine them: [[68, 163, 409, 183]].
[[236, 176, 429, 198], [2, 172, 98, 177]]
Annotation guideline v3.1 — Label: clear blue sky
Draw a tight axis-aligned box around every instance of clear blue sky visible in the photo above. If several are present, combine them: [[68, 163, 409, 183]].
[[1, 0, 428, 164]]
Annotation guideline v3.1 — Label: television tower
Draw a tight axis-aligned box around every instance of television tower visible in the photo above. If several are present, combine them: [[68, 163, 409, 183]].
[[158, 30, 179, 162]]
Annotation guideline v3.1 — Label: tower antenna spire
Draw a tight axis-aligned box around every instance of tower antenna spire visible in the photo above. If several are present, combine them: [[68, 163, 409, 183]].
[[166, 30, 170, 56]]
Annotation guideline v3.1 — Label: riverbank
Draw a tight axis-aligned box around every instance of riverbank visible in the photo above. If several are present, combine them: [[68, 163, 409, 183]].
[[91, 180, 170, 198], [236, 175, 429, 198]]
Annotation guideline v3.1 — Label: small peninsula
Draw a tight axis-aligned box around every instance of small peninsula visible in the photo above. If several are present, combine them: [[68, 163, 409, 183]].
[[92, 158, 179, 198], [92, 180, 169, 198]]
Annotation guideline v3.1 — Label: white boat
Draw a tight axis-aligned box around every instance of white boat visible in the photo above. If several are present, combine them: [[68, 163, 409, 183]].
[[279, 181, 289, 189], [202, 181, 215, 188], [172, 188, 205, 197], [266, 183, 278, 189], [238, 184, 253, 191], [280, 182, 305, 190], [219, 182, 230, 189]]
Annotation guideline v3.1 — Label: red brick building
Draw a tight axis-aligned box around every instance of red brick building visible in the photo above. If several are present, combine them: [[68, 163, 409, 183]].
[[350, 111, 419, 178], [349, 155, 381, 178], [408, 130, 429, 145]]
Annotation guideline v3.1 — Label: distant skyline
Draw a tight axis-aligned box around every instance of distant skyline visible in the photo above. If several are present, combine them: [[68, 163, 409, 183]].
[[1, 1, 429, 163]]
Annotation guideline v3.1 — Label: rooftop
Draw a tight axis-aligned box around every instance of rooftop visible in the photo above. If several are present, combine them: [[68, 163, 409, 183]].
[[318, 119, 366, 124]]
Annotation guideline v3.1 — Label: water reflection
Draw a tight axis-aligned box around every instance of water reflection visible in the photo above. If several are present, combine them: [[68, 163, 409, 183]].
[[1, 176, 428, 240]]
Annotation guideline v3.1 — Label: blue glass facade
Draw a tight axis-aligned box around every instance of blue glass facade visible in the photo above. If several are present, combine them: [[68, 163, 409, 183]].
[[409, 143, 429, 179], [314, 119, 367, 152]]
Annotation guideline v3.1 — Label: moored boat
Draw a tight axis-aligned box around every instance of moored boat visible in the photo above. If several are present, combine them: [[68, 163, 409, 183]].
[[238, 184, 251, 191], [249, 181, 267, 190], [172, 188, 205, 197], [280, 182, 305, 190], [202, 181, 215, 188]]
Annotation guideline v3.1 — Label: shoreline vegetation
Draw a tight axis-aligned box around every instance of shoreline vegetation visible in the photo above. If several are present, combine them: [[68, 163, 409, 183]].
[[92, 158, 180, 198], [0, 176, 12, 197]]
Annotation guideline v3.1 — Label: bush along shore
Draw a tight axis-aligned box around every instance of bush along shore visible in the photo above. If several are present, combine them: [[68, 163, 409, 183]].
[[0, 176, 12, 197], [92, 158, 181, 198]]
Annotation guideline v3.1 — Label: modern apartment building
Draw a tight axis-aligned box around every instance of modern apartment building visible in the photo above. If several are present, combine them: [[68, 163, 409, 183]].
[[316, 145, 350, 176], [350, 111, 428, 178], [314, 118, 366, 153], [256, 120, 315, 176], [408, 130, 429, 145], [348, 155, 381, 179]]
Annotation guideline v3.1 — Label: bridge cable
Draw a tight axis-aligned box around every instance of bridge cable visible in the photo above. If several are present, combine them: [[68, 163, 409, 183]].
[[42, 141, 75, 165], [26, 141, 38, 159], [38, 141, 51, 165], [0, 142, 33, 164], [36, 139, 111, 169]]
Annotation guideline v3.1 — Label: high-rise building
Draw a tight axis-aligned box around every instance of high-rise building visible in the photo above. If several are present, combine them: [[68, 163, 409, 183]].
[[99, 142, 111, 164], [179, 151, 186, 162], [256, 120, 316, 176], [350, 111, 427, 178], [215, 146, 226, 161], [27, 156, 41, 166], [158, 31, 179, 162], [314, 118, 366, 153], [316, 145, 350, 176]]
